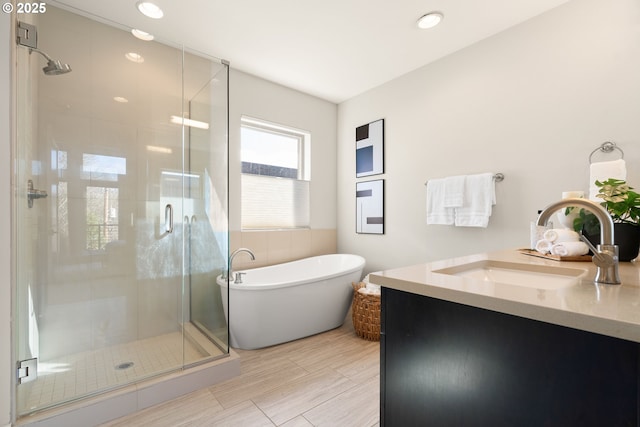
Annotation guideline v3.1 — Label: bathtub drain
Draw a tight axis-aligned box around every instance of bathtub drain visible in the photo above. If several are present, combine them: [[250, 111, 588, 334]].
[[115, 362, 134, 370]]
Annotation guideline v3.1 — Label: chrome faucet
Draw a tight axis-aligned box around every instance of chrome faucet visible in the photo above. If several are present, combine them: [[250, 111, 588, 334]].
[[223, 248, 256, 283], [537, 198, 620, 285]]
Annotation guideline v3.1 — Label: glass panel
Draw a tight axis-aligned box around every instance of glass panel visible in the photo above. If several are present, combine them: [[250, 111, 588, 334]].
[[185, 58, 230, 354], [14, 5, 228, 416]]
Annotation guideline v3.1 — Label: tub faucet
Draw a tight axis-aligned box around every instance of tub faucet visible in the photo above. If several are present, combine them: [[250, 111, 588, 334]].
[[537, 198, 620, 285], [223, 248, 256, 282]]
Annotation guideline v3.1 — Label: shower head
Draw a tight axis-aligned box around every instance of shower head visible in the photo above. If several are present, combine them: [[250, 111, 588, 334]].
[[29, 48, 72, 75], [42, 59, 72, 76]]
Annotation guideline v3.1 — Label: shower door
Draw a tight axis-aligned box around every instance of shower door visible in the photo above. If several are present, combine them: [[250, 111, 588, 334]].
[[14, 5, 229, 417]]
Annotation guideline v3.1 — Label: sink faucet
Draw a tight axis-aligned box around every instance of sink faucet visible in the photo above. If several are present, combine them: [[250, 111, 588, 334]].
[[537, 198, 620, 285], [223, 248, 256, 283]]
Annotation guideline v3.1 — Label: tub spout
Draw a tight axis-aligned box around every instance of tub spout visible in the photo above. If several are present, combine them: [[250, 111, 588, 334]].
[[537, 198, 620, 285], [223, 248, 256, 282]]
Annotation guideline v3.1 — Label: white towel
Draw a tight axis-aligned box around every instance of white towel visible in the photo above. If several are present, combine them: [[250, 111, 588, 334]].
[[535, 239, 553, 254], [550, 241, 589, 257], [358, 283, 381, 296], [530, 223, 548, 249], [543, 228, 581, 243], [443, 175, 465, 208], [589, 159, 627, 200], [454, 173, 496, 228], [426, 178, 454, 225]]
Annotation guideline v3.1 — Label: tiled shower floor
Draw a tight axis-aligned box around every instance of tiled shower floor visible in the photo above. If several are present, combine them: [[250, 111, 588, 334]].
[[17, 326, 224, 415]]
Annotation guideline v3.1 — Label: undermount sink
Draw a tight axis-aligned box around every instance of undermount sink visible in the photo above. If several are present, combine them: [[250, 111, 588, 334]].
[[433, 260, 587, 290]]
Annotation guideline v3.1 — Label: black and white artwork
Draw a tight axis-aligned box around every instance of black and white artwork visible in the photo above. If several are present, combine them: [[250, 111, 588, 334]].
[[356, 119, 384, 177], [356, 179, 384, 234]]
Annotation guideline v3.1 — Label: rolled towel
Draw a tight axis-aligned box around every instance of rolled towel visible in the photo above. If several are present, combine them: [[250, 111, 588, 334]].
[[365, 283, 381, 292], [543, 228, 580, 243], [550, 241, 590, 257], [535, 239, 553, 254]]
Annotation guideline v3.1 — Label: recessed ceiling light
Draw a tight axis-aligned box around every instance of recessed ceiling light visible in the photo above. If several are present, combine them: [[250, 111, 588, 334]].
[[125, 52, 144, 63], [417, 12, 443, 29], [136, 1, 163, 19], [113, 96, 129, 103], [131, 29, 154, 41]]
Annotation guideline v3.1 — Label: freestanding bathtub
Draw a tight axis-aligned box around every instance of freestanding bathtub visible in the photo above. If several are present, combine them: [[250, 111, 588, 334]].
[[217, 254, 365, 350]]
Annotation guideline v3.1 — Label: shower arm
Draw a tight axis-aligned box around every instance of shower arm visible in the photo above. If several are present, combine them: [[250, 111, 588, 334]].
[[29, 47, 54, 62], [27, 47, 72, 75]]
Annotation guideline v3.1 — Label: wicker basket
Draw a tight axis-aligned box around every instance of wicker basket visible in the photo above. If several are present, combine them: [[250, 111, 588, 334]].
[[351, 282, 381, 341]]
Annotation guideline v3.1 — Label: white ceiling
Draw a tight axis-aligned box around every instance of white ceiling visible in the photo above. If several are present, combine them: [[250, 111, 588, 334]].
[[51, 0, 571, 104]]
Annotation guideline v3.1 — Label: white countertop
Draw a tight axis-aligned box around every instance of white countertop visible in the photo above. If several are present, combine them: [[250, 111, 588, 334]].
[[369, 249, 640, 343]]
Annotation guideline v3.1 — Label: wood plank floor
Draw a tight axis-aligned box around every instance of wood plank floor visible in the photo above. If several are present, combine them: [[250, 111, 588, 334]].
[[101, 319, 380, 426]]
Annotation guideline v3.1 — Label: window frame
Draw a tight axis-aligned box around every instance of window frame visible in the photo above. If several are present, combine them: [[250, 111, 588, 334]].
[[240, 116, 311, 230], [240, 116, 310, 181]]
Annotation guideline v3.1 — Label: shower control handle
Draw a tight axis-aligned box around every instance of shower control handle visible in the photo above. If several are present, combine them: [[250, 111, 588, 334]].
[[165, 204, 174, 233], [27, 179, 48, 208]]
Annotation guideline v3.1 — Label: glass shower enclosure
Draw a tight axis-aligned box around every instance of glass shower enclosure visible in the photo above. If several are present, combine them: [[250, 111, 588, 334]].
[[13, 4, 229, 416]]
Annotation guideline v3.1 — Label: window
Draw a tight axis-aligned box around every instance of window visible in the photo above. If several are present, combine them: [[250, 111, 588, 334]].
[[82, 153, 126, 251], [86, 186, 119, 251], [241, 116, 310, 229]]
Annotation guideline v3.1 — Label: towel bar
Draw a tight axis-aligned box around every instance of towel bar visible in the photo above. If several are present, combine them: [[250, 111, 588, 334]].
[[424, 173, 504, 186], [589, 141, 624, 163]]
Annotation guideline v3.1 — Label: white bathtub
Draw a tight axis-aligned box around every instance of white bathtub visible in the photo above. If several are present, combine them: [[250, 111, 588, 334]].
[[218, 254, 365, 350]]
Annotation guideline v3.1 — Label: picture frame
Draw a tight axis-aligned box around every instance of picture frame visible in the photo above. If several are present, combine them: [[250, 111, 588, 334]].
[[356, 119, 384, 177], [356, 179, 384, 234]]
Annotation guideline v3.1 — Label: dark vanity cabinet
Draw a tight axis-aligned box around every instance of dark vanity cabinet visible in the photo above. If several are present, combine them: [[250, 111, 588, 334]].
[[380, 287, 640, 426]]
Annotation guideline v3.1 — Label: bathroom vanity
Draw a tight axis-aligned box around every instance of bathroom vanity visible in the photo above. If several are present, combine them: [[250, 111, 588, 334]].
[[370, 250, 640, 426]]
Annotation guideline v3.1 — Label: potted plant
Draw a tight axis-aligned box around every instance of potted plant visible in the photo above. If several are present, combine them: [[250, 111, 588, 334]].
[[569, 178, 640, 261]]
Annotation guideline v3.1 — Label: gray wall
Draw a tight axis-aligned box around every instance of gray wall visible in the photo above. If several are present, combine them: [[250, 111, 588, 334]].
[[337, 0, 640, 274]]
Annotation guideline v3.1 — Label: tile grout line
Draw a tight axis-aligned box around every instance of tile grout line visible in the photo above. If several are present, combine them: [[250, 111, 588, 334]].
[[251, 398, 279, 427]]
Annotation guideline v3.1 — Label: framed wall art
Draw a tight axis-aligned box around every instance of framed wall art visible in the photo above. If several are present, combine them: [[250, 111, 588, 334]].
[[356, 179, 384, 234], [356, 119, 384, 177]]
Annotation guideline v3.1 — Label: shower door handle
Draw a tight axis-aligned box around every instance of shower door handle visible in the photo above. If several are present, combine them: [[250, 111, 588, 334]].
[[165, 204, 174, 233]]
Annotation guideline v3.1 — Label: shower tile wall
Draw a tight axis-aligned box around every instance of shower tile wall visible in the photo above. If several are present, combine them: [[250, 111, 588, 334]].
[[230, 229, 337, 269], [34, 112, 184, 361]]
